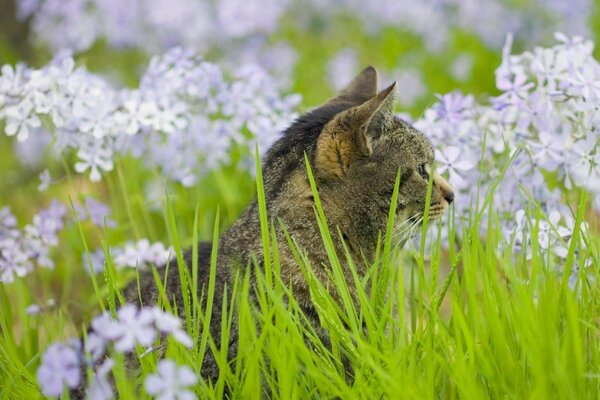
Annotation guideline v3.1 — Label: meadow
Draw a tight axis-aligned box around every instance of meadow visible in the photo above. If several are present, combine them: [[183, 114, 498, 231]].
[[1, 0, 600, 398]]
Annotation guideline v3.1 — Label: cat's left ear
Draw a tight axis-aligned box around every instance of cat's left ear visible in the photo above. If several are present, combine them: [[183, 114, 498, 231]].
[[325, 66, 379, 106], [316, 82, 396, 178]]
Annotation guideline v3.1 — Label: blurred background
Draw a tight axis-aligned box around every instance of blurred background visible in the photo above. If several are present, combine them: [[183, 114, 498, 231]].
[[2, 0, 599, 111]]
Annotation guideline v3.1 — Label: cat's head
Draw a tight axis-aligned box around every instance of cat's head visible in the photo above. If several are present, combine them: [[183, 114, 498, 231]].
[[262, 67, 454, 248]]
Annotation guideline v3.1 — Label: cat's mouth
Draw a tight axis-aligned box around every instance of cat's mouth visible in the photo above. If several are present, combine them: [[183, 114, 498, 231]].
[[427, 203, 447, 221]]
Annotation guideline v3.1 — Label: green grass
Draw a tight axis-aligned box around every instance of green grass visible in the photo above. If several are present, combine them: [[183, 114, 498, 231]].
[[1, 146, 599, 399], [2, 8, 600, 398]]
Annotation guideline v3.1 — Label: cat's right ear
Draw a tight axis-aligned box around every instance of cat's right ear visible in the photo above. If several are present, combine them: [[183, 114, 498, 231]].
[[325, 66, 379, 106], [315, 83, 396, 179]]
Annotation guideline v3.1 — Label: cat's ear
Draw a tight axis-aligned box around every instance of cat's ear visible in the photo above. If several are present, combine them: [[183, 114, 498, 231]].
[[316, 82, 396, 178], [325, 66, 379, 106]]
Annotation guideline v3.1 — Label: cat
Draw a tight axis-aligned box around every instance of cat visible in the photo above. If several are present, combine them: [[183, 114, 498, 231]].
[[76, 66, 454, 396]]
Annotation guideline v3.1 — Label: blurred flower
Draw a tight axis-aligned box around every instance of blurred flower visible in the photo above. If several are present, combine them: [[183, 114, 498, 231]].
[[327, 49, 359, 91], [4, 102, 41, 142], [37, 341, 82, 397], [112, 239, 173, 270], [26, 304, 42, 315], [394, 69, 426, 107], [89, 305, 192, 354], [38, 169, 53, 192], [87, 358, 114, 400], [93, 305, 157, 352], [144, 359, 197, 400], [152, 308, 194, 348], [84, 197, 115, 228]]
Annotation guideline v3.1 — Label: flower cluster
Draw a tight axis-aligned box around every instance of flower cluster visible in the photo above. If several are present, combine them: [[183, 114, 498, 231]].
[[145, 359, 198, 400], [0, 49, 300, 185], [414, 33, 599, 279], [84, 239, 173, 275], [16, 0, 592, 56], [17, 0, 289, 53], [0, 202, 66, 282], [36, 305, 193, 399], [0, 197, 114, 283]]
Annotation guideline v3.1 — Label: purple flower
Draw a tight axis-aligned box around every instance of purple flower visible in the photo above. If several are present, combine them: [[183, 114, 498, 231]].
[[87, 358, 114, 400], [37, 341, 82, 397], [92, 305, 157, 352], [84, 197, 115, 228], [38, 169, 53, 192], [112, 239, 173, 269], [83, 248, 107, 275], [144, 359, 197, 400], [435, 146, 475, 188], [0, 238, 33, 283], [432, 92, 474, 125], [152, 308, 193, 348]]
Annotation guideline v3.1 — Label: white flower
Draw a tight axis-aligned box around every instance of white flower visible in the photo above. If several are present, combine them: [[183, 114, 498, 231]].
[[74, 144, 114, 182], [435, 146, 475, 188], [145, 360, 197, 400], [4, 101, 41, 142]]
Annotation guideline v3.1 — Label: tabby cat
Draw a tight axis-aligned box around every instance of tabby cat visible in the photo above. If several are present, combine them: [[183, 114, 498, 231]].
[[79, 66, 454, 395]]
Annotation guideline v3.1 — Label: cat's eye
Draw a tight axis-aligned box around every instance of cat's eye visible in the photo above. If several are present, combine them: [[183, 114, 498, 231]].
[[417, 164, 429, 180]]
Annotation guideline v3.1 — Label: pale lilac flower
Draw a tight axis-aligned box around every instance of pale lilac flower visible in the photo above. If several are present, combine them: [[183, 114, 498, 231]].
[[144, 359, 197, 400], [85, 332, 107, 362], [87, 358, 114, 400], [26, 304, 42, 315], [432, 92, 474, 125], [327, 49, 359, 91], [435, 147, 475, 188], [37, 341, 82, 397], [394, 69, 426, 107], [152, 308, 193, 348], [84, 197, 115, 228], [83, 248, 107, 275], [4, 101, 41, 141], [527, 130, 564, 171], [74, 144, 114, 182], [112, 239, 171, 269], [38, 169, 53, 192], [0, 238, 33, 282], [94, 305, 157, 352]]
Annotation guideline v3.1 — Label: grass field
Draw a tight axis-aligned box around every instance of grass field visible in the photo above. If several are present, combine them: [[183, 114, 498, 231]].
[[2, 2, 600, 399]]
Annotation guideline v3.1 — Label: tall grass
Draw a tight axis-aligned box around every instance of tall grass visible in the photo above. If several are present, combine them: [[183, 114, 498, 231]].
[[1, 149, 600, 399]]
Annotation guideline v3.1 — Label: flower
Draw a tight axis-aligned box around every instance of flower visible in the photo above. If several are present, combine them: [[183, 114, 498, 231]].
[[435, 146, 475, 188], [93, 305, 157, 352], [89, 305, 191, 353], [86, 359, 115, 400], [37, 341, 82, 397], [3, 101, 41, 141], [84, 197, 115, 228], [112, 239, 173, 270], [38, 169, 53, 192], [144, 359, 197, 400], [152, 308, 193, 348]]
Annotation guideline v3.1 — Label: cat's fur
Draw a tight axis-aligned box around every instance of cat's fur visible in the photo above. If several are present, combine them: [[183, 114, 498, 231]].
[[79, 67, 454, 394]]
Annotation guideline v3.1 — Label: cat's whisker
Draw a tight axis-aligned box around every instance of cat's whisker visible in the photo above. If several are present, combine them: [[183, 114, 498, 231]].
[[392, 217, 417, 235], [392, 219, 419, 241], [391, 215, 424, 247]]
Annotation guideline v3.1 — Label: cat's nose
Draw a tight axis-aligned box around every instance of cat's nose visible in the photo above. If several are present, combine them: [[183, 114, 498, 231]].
[[444, 190, 454, 204]]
